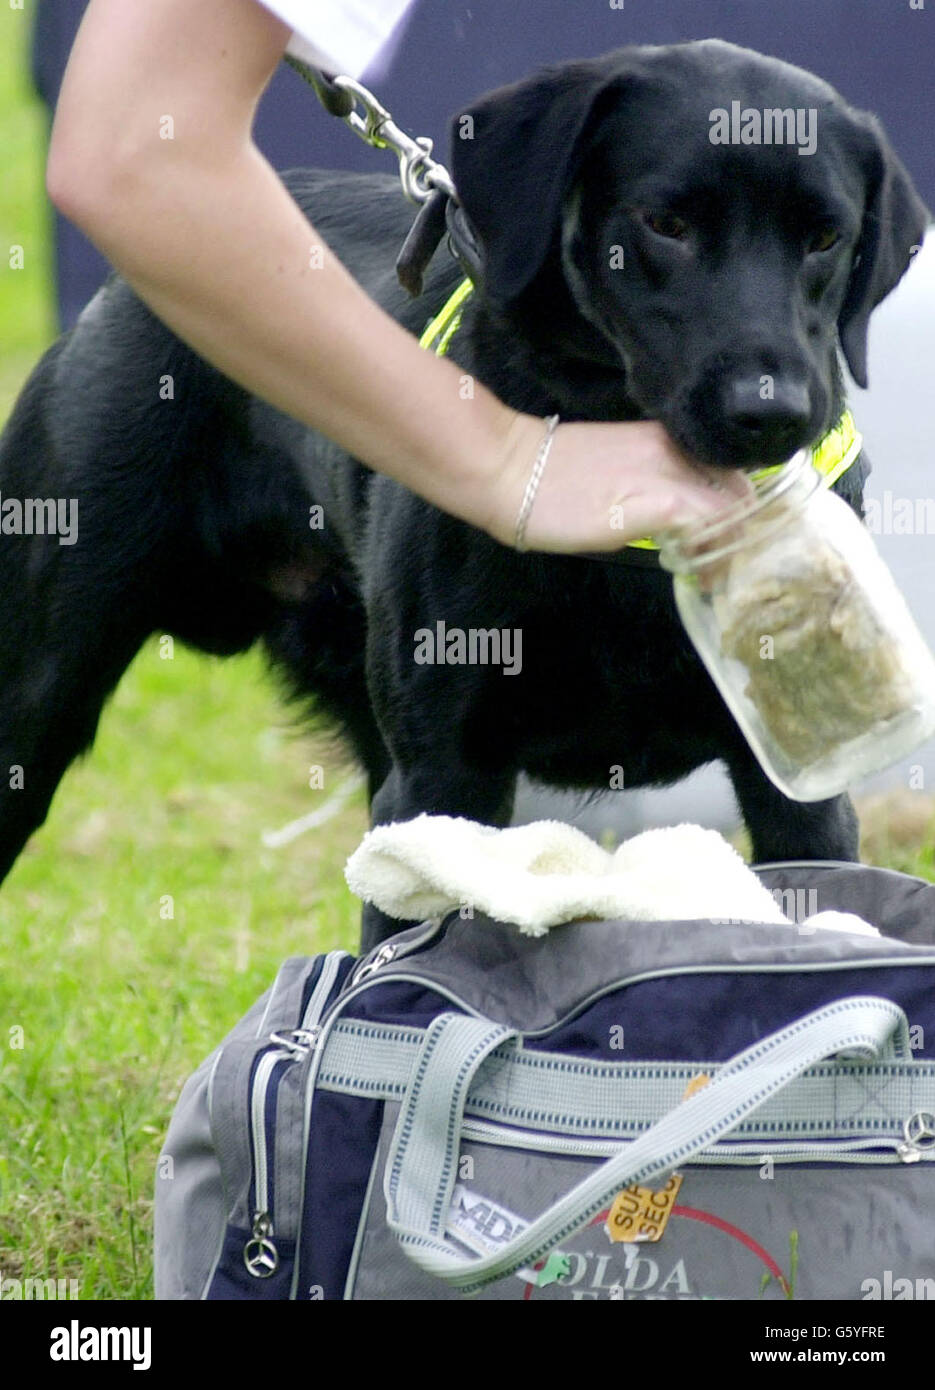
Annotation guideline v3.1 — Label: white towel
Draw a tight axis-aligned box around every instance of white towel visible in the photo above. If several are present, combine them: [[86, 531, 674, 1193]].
[[345, 815, 879, 937]]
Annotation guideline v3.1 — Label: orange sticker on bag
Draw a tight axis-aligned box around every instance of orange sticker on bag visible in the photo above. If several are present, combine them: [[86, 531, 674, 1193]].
[[681, 1073, 711, 1101], [605, 1173, 683, 1244]]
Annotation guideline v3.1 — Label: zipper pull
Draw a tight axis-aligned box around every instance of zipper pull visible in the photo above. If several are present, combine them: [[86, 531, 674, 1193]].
[[897, 1111, 935, 1163], [268, 1025, 321, 1057], [243, 1211, 280, 1278], [352, 941, 398, 984]]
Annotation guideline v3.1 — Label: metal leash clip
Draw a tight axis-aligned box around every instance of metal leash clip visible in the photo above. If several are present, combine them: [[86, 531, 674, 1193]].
[[284, 56, 477, 294], [331, 75, 457, 204], [285, 57, 456, 206]]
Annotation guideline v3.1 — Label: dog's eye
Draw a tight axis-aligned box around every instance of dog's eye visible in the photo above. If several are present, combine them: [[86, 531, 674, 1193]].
[[808, 226, 841, 254], [642, 210, 690, 241]]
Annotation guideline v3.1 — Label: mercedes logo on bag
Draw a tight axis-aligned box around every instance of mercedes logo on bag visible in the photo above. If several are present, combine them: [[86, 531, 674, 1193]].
[[244, 1235, 280, 1278], [244, 1212, 280, 1278], [905, 1111, 935, 1148]]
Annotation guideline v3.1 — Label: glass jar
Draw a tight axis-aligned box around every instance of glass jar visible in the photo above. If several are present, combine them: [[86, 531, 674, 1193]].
[[658, 450, 935, 801]]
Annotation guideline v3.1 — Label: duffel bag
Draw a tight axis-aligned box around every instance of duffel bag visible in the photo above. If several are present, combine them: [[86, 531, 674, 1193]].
[[154, 860, 935, 1301]]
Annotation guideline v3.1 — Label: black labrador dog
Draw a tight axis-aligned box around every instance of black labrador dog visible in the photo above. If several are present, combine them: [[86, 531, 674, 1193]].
[[0, 41, 928, 949]]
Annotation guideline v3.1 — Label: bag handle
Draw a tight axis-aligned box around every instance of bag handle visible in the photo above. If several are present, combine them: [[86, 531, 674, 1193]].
[[384, 996, 907, 1293]]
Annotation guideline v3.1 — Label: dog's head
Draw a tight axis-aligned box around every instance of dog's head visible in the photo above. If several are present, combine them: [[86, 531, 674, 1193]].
[[450, 40, 930, 468]]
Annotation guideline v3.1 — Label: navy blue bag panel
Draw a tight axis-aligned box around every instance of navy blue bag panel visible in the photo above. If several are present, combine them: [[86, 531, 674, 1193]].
[[204, 951, 355, 1300]]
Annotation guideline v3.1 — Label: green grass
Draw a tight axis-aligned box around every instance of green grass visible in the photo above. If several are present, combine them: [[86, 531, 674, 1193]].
[[0, 643, 368, 1300], [0, 1, 56, 420], [1, 0, 934, 1304]]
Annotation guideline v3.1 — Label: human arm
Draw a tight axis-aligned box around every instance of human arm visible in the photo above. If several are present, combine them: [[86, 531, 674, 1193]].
[[45, 0, 742, 551]]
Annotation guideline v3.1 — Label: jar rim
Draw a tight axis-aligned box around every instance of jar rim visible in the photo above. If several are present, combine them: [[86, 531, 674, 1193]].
[[658, 448, 820, 572]]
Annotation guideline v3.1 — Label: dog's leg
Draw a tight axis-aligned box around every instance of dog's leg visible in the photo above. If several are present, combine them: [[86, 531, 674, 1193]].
[[0, 320, 284, 882], [0, 353, 155, 878], [262, 570, 392, 802], [0, 617, 150, 882], [726, 751, 859, 863], [358, 761, 516, 952]]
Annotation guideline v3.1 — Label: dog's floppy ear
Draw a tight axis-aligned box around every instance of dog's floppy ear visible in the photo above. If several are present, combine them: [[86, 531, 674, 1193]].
[[449, 55, 631, 303], [838, 115, 930, 388]]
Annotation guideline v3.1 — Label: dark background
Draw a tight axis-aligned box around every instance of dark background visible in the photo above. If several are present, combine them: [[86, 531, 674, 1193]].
[[33, 0, 935, 329]]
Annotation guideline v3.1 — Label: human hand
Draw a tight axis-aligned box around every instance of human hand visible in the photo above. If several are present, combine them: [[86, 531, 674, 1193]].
[[486, 413, 753, 554]]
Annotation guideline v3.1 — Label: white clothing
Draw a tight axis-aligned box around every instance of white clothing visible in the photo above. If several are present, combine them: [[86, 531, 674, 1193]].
[[258, 0, 415, 77]]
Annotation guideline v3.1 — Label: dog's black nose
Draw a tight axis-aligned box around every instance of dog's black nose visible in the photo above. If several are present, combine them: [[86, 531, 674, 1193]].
[[721, 376, 812, 439]]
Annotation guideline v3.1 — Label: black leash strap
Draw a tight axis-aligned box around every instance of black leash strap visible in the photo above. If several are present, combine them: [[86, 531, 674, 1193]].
[[395, 189, 449, 296]]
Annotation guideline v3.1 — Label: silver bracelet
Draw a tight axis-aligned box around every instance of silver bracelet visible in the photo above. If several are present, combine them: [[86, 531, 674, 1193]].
[[514, 414, 560, 551]]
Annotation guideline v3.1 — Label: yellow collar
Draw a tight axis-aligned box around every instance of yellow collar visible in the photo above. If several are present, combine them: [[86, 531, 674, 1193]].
[[419, 276, 474, 355], [420, 278, 862, 550]]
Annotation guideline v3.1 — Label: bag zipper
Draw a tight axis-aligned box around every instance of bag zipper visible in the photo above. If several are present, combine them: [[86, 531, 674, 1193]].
[[351, 941, 399, 984], [243, 950, 347, 1278], [243, 1047, 293, 1278], [458, 1111, 935, 1166], [326, 947, 935, 1054], [283, 925, 445, 1295], [350, 916, 446, 987]]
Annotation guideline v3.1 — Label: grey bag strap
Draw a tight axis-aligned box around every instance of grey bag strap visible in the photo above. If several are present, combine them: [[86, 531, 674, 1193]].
[[384, 1014, 515, 1244], [384, 995, 907, 1294]]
